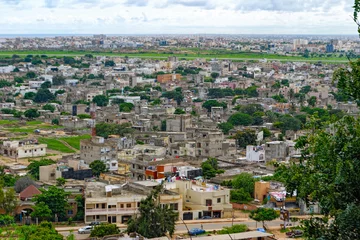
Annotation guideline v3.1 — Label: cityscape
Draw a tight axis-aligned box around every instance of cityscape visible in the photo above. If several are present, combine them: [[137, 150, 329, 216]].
[[0, 0, 360, 240]]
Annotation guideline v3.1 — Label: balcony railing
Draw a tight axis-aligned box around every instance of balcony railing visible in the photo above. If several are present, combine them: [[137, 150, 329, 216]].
[[85, 208, 139, 215]]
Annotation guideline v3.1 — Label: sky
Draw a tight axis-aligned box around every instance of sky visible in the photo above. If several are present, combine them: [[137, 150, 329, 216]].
[[0, 0, 358, 35]]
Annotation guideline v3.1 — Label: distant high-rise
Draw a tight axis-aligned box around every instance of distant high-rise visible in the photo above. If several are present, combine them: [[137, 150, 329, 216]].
[[326, 44, 334, 53], [293, 39, 308, 50]]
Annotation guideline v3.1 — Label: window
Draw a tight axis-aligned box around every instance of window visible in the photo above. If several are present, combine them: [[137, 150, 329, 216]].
[[68, 210, 73, 215], [206, 199, 212, 206], [34, 149, 37, 152], [137, 202, 140, 207], [24, 150, 27, 153], [120, 204, 124, 208], [217, 198, 221, 203], [112, 163, 116, 167], [102, 203, 106, 209], [126, 203, 131, 208], [41, 148, 43, 151]]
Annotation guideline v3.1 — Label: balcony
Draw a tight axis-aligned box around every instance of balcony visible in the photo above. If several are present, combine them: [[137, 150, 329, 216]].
[[85, 208, 139, 215]]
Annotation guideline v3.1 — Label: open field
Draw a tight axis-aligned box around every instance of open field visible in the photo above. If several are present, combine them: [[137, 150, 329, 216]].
[[38, 137, 76, 153], [59, 134, 91, 150], [0, 49, 350, 63]]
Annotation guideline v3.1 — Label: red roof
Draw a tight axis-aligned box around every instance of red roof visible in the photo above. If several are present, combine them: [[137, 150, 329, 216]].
[[19, 185, 41, 200]]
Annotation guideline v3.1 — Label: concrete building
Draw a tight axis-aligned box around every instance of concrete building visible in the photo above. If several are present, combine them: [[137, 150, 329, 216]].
[[1, 140, 47, 159], [246, 145, 265, 162], [211, 107, 224, 122], [254, 181, 270, 202], [264, 141, 287, 162], [39, 160, 93, 182], [166, 114, 192, 132], [157, 73, 181, 83]]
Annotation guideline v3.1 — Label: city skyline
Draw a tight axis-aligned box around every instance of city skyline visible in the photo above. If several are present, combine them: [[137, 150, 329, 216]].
[[0, 0, 358, 35]]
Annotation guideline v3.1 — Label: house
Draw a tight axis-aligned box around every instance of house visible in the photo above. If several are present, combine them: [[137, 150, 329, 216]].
[[157, 73, 181, 83], [246, 145, 265, 162], [39, 160, 93, 182], [1, 140, 47, 159]]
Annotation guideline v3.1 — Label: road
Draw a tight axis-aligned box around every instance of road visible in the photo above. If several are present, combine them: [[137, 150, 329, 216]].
[[58, 219, 288, 239]]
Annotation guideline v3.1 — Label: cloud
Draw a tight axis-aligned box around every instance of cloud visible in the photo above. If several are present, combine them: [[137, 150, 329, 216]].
[[44, 0, 58, 8], [124, 0, 148, 7]]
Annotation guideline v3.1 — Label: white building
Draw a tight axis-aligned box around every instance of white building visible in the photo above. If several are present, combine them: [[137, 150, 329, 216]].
[[1, 140, 47, 159], [246, 145, 265, 162]]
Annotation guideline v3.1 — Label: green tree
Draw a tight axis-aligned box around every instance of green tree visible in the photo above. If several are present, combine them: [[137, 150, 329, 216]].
[[174, 108, 185, 114], [92, 95, 109, 107], [31, 202, 52, 221], [307, 96, 317, 107], [127, 184, 178, 238], [230, 189, 253, 203], [52, 75, 65, 85], [218, 122, 234, 134], [90, 223, 119, 237], [42, 104, 55, 112], [228, 112, 253, 126], [202, 100, 227, 112], [217, 224, 247, 234], [161, 120, 166, 131], [232, 172, 255, 196], [0, 188, 17, 215], [16, 221, 63, 240], [119, 102, 134, 112], [33, 186, 70, 221], [201, 158, 224, 179], [0, 80, 12, 88], [105, 60, 115, 67], [24, 109, 40, 119], [89, 160, 107, 177], [34, 89, 55, 103], [24, 92, 36, 100], [27, 159, 56, 180], [234, 129, 256, 148], [211, 72, 220, 79], [74, 195, 84, 221], [56, 177, 66, 186], [52, 118, 59, 125], [95, 122, 134, 138], [26, 72, 36, 79], [40, 81, 51, 89], [249, 208, 279, 229], [77, 114, 91, 119]]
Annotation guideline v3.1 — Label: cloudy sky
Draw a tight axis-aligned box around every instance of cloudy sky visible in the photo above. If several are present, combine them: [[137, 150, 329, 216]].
[[0, 0, 358, 35]]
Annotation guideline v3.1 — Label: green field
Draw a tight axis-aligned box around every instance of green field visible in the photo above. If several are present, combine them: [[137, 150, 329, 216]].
[[0, 49, 350, 63], [59, 134, 91, 150], [38, 137, 75, 153]]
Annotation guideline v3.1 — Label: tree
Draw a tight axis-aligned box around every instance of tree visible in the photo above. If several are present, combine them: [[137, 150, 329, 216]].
[[26, 72, 36, 79], [300, 85, 311, 94], [16, 221, 63, 240], [233, 129, 256, 148], [95, 122, 134, 138], [232, 172, 256, 196], [56, 177, 66, 186], [52, 118, 59, 125], [40, 81, 51, 89], [24, 109, 40, 119], [34, 89, 55, 103], [211, 72, 220, 79], [218, 122, 233, 134], [42, 104, 55, 112], [90, 160, 107, 177], [24, 92, 36, 100], [307, 96, 317, 107], [33, 186, 70, 221], [0, 188, 17, 215], [119, 102, 134, 112], [27, 159, 56, 180], [174, 108, 185, 114], [127, 184, 178, 238], [14, 176, 39, 193], [202, 100, 227, 112], [0, 80, 12, 88], [90, 223, 119, 237], [217, 224, 248, 234], [274, 115, 301, 133], [92, 95, 109, 107], [31, 202, 52, 221], [201, 158, 224, 179], [74, 195, 84, 221], [230, 189, 253, 204], [250, 208, 279, 229], [105, 60, 115, 67], [237, 104, 264, 115], [228, 112, 253, 126], [52, 75, 65, 85], [111, 98, 125, 105]]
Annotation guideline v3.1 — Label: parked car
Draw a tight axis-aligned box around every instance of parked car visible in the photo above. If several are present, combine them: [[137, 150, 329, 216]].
[[201, 216, 212, 219], [78, 226, 93, 234], [188, 228, 206, 236], [90, 221, 101, 226], [286, 230, 303, 238]]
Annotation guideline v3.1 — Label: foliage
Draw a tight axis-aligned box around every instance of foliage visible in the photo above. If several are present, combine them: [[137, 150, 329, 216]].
[[211, 72, 220, 79], [90, 160, 107, 177], [174, 108, 185, 114], [24, 109, 40, 119], [273, 115, 301, 133], [299, 85, 311, 94], [202, 100, 227, 112], [230, 189, 253, 204], [201, 158, 224, 179], [14, 176, 39, 193], [40, 81, 51, 89], [249, 208, 279, 228], [105, 60, 115, 67], [24, 92, 36, 100], [228, 112, 253, 126], [42, 104, 55, 112], [237, 104, 264, 115], [34, 89, 55, 103], [52, 75, 65, 85], [161, 120, 166, 131], [95, 122, 134, 138], [218, 122, 234, 134], [77, 113, 91, 119], [26, 71, 36, 79], [0, 214, 15, 226], [126, 183, 178, 238], [232, 172, 256, 196], [0, 166, 18, 187], [74, 195, 84, 221], [272, 94, 288, 103], [233, 129, 256, 148], [16, 221, 63, 240], [262, 128, 271, 138], [27, 159, 56, 180], [0, 80, 12, 88], [0, 188, 17, 214], [119, 102, 134, 112], [162, 91, 184, 105], [56, 177, 66, 186], [92, 95, 109, 107], [31, 202, 52, 221], [307, 96, 317, 107], [217, 224, 248, 234], [90, 223, 120, 237], [52, 118, 59, 125], [33, 186, 70, 221]]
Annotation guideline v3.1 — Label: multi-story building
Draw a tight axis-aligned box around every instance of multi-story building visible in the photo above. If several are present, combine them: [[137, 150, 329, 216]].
[[1, 140, 47, 159], [166, 114, 192, 132], [157, 73, 181, 83]]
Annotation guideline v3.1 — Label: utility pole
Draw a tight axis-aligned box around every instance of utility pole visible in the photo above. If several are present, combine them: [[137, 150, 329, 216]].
[[180, 218, 192, 240]]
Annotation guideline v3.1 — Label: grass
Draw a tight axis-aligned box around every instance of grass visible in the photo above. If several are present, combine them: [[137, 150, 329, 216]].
[[0, 49, 351, 63], [38, 137, 75, 153], [59, 134, 91, 150], [0, 120, 18, 125]]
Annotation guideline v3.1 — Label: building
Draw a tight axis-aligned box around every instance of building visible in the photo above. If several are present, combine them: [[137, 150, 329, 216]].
[[326, 44, 334, 53], [157, 74, 181, 83], [39, 160, 93, 182], [254, 181, 270, 202], [84, 181, 182, 224], [1, 140, 47, 159], [167, 180, 232, 220], [246, 145, 265, 162], [166, 114, 192, 132], [264, 141, 287, 162]]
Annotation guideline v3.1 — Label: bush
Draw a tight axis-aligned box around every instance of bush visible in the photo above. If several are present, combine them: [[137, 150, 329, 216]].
[[90, 223, 119, 237], [217, 224, 247, 234]]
